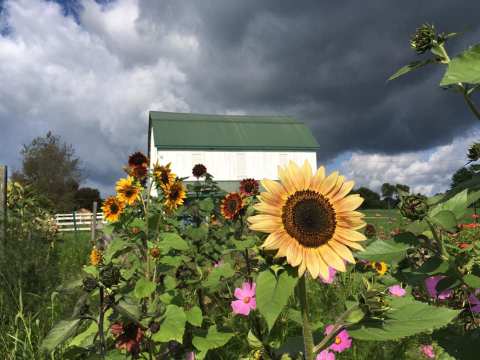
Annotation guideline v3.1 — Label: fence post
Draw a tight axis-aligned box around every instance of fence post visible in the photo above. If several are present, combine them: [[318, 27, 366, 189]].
[[91, 201, 97, 244], [73, 210, 78, 241], [0, 165, 7, 261]]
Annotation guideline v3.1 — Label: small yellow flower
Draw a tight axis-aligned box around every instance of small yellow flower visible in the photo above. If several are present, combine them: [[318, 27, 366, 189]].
[[163, 179, 186, 211], [116, 177, 141, 205], [371, 261, 388, 276], [90, 247, 103, 266], [102, 196, 125, 222]]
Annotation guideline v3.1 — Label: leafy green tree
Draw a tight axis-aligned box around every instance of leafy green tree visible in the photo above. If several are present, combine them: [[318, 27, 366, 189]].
[[353, 187, 385, 209], [12, 132, 83, 212], [74, 187, 102, 211], [395, 184, 410, 194], [450, 166, 476, 190]]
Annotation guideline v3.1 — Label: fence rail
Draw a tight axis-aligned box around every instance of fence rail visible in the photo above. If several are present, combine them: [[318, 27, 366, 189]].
[[54, 212, 106, 232]]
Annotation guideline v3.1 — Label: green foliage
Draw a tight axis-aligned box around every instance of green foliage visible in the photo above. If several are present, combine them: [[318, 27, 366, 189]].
[[40, 319, 82, 352], [349, 297, 460, 341], [356, 239, 410, 263], [192, 326, 234, 358], [256, 268, 298, 331], [153, 304, 187, 343], [441, 44, 480, 86]]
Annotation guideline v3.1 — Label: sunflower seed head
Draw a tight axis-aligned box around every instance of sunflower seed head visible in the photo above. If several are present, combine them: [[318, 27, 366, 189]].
[[410, 23, 437, 54], [399, 194, 429, 221], [100, 264, 121, 288], [82, 277, 98, 292]]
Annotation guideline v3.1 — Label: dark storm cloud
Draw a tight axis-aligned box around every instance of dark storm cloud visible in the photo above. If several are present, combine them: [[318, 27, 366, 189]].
[[139, 0, 480, 161]]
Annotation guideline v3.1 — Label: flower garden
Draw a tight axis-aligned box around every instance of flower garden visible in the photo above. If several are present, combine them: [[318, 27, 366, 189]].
[[2, 24, 480, 360]]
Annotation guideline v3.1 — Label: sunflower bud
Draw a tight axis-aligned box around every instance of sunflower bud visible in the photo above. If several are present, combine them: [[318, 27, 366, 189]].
[[359, 289, 390, 319], [410, 23, 437, 54], [468, 142, 480, 163], [149, 321, 160, 334], [150, 247, 160, 258], [82, 277, 98, 292], [399, 194, 429, 221], [192, 163, 207, 178], [100, 264, 121, 288]]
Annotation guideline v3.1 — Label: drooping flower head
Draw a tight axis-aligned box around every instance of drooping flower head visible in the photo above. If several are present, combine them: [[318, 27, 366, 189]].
[[324, 324, 352, 353], [388, 284, 406, 297], [102, 196, 125, 222], [410, 23, 437, 54], [247, 161, 366, 280], [425, 275, 453, 300], [231, 282, 256, 316], [221, 192, 244, 220], [239, 178, 259, 196], [116, 177, 141, 205], [192, 164, 207, 178], [128, 165, 148, 182], [90, 246, 102, 266], [163, 180, 186, 211], [420, 344, 435, 359], [316, 350, 335, 360], [371, 261, 388, 276], [320, 267, 337, 284], [128, 152, 148, 168], [110, 322, 144, 355], [153, 162, 175, 190], [399, 194, 429, 221]]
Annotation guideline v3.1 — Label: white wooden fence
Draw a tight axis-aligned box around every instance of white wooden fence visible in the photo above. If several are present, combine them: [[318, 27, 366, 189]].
[[54, 212, 106, 232]]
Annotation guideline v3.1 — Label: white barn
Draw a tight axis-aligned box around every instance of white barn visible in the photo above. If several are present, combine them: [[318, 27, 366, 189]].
[[148, 111, 319, 192]]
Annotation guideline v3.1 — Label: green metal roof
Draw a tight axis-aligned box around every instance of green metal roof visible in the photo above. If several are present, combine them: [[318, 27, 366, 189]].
[[149, 111, 319, 151]]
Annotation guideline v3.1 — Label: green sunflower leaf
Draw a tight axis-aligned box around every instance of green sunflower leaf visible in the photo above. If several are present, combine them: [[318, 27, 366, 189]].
[[256, 267, 298, 331], [192, 326, 234, 355], [152, 304, 186, 343], [41, 319, 82, 352], [349, 297, 460, 341], [440, 44, 480, 86], [356, 239, 410, 263]]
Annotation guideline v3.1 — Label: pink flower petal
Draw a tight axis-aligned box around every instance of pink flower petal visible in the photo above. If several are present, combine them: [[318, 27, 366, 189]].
[[234, 287, 246, 300], [316, 350, 336, 360], [248, 297, 256, 310], [241, 282, 256, 297], [231, 299, 252, 316], [320, 267, 337, 284], [324, 324, 334, 335], [420, 345, 435, 359], [329, 329, 352, 353], [388, 285, 406, 297]]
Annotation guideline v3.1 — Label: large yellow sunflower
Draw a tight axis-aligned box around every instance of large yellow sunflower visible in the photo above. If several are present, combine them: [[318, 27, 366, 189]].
[[163, 180, 186, 211], [102, 196, 125, 222], [116, 177, 141, 205], [247, 160, 366, 280], [153, 162, 176, 191]]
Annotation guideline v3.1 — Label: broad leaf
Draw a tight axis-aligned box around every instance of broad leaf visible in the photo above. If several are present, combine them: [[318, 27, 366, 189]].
[[203, 263, 235, 290], [256, 268, 298, 331], [356, 239, 410, 263], [134, 277, 157, 299], [349, 297, 460, 341], [429, 190, 468, 220], [192, 326, 234, 353], [388, 59, 435, 81], [152, 304, 186, 343], [186, 306, 203, 327], [41, 319, 82, 352], [431, 210, 458, 231], [159, 232, 189, 251], [440, 44, 480, 86], [104, 238, 130, 262], [463, 274, 480, 288]]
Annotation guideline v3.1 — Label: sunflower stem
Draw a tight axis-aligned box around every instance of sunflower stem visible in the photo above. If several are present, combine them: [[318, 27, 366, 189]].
[[298, 275, 314, 360]]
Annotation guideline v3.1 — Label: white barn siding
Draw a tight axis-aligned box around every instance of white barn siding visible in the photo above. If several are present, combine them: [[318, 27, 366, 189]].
[[151, 144, 316, 182]]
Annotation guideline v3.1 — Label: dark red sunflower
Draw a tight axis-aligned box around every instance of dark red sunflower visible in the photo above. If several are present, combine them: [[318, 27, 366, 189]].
[[111, 322, 144, 355], [220, 192, 243, 220], [128, 152, 148, 168], [239, 178, 259, 196], [192, 163, 207, 178]]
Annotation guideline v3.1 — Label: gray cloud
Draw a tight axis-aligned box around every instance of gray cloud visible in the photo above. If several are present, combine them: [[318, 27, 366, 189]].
[[1, 0, 480, 196]]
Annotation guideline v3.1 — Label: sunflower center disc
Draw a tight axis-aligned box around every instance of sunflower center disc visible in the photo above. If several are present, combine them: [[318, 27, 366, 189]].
[[110, 203, 119, 213], [227, 200, 238, 213], [282, 190, 336, 248]]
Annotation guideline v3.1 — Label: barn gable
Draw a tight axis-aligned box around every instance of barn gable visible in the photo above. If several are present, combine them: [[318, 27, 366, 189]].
[[148, 111, 319, 192]]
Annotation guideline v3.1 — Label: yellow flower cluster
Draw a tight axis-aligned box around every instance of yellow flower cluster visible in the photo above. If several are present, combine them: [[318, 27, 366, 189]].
[[152, 162, 186, 212], [90, 246, 103, 266]]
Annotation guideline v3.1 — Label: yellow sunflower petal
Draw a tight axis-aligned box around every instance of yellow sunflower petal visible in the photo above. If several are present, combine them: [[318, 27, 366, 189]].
[[318, 171, 339, 195], [310, 166, 325, 190], [329, 241, 355, 264], [316, 252, 330, 280], [261, 179, 286, 199], [286, 241, 303, 267], [278, 165, 296, 194], [319, 244, 346, 271], [330, 180, 355, 203], [286, 161, 303, 191], [305, 248, 320, 279], [253, 202, 282, 216], [333, 236, 365, 251], [337, 218, 366, 230], [301, 160, 313, 190], [262, 231, 284, 249], [335, 195, 364, 212], [298, 260, 307, 277], [326, 175, 345, 199], [275, 236, 295, 258], [336, 227, 367, 242], [258, 192, 283, 208]]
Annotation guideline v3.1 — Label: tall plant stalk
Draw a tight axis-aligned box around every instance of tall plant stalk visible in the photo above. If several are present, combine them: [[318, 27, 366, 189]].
[[298, 275, 314, 360]]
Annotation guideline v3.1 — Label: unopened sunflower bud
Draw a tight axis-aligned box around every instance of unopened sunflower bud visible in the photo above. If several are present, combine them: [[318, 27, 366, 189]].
[[192, 163, 207, 178], [364, 224, 377, 238], [410, 23, 436, 54], [359, 289, 390, 319], [100, 264, 121, 288], [400, 194, 429, 221], [150, 247, 160, 258], [148, 321, 160, 334], [468, 142, 480, 163], [82, 277, 98, 292]]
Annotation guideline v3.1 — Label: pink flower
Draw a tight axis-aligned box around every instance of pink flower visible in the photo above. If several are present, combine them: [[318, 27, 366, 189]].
[[320, 267, 337, 284], [420, 344, 435, 359], [316, 349, 335, 360], [425, 276, 453, 300], [388, 284, 406, 297], [213, 260, 223, 268], [324, 324, 352, 353], [185, 352, 195, 360], [231, 282, 256, 316], [468, 290, 480, 313]]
